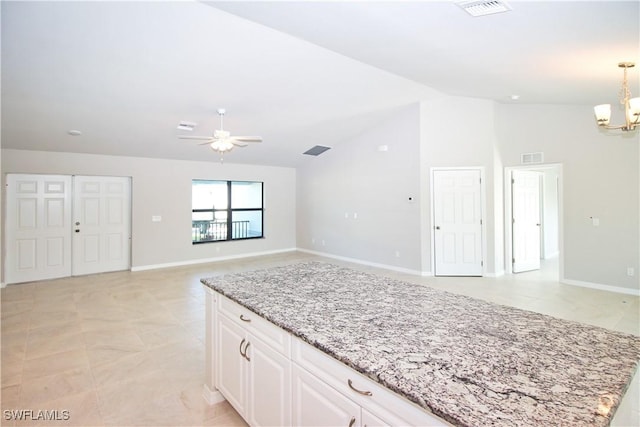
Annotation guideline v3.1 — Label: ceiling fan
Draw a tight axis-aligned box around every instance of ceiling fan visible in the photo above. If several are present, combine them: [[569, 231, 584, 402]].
[[179, 108, 262, 159]]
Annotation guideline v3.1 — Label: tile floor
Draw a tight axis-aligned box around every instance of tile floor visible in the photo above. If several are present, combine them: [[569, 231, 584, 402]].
[[1, 251, 638, 426]]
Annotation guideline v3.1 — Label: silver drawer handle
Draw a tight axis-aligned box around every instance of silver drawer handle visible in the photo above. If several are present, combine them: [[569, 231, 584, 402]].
[[348, 379, 372, 396], [348, 416, 356, 427], [240, 314, 251, 322], [239, 338, 247, 357]]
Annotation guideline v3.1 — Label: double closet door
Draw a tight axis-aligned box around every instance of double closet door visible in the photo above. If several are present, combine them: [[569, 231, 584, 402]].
[[5, 174, 131, 284]]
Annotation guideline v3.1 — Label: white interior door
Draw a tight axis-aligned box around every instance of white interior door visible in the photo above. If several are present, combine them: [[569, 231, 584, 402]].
[[72, 176, 131, 276], [433, 169, 483, 276], [511, 170, 541, 273], [5, 174, 73, 284]]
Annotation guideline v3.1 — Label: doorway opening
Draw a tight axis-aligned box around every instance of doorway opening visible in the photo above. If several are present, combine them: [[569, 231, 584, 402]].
[[504, 164, 562, 279]]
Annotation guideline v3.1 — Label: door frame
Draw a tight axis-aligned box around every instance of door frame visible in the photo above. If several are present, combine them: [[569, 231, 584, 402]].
[[504, 163, 564, 278], [430, 166, 486, 277]]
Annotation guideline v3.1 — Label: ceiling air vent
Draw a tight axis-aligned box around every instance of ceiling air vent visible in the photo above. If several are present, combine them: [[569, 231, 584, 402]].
[[177, 121, 197, 131], [303, 145, 331, 156], [521, 152, 544, 165], [456, 0, 512, 17]]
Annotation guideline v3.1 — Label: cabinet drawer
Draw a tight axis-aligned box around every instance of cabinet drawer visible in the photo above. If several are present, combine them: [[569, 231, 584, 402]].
[[292, 339, 451, 427], [219, 294, 291, 357]]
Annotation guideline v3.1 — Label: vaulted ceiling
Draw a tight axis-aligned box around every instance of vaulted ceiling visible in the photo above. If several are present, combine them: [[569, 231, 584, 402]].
[[2, 1, 638, 167]]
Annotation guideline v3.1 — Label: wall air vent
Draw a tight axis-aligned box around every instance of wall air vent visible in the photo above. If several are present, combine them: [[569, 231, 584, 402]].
[[456, 0, 512, 17], [303, 145, 331, 156], [521, 152, 544, 165]]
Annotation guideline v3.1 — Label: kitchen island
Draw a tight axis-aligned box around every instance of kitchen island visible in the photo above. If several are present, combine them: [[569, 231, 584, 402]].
[[201, 261, 640, 427]]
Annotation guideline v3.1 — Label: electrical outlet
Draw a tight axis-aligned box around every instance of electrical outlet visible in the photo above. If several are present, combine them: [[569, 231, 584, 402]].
[[627, 267, 635, 277]]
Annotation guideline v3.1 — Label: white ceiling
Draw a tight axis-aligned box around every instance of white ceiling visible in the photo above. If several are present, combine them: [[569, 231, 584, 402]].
[[2, 1, 639, 167]]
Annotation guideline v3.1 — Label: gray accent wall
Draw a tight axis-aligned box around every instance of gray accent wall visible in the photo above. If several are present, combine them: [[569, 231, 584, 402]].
[[495, 104, 639, 291], [1, 150, 296, 275], [297, 103, 423, 272], [297, 98, 639, 293], [2, 97, 638, 293]]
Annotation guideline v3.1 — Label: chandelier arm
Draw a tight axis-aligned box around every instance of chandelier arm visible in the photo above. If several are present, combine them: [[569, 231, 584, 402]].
[[600, 123, 628, 131]]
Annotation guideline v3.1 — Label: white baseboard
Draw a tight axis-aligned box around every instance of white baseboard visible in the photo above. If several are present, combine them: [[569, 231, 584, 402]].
[[485, 270, 505, 278], [562, 278, 640, 297], [131, 248, 297, 272], [203, 384, 225, 405], [297, 248, 423, 276]]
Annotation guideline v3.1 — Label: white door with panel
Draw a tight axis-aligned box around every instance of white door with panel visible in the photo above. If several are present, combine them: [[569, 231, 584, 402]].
[[432, 169, 483, 276], [72, 175, 131, 276], [511, 170, 542, 273], [5, 174, 73, 284], [5, 174, 131, 284]]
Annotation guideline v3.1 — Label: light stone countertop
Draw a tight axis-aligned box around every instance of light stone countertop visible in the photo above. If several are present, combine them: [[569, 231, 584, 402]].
[[201, 261, 640, 427]]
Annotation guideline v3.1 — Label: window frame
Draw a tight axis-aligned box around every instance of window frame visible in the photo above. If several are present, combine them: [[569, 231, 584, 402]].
[[192, 179, 264, 244]]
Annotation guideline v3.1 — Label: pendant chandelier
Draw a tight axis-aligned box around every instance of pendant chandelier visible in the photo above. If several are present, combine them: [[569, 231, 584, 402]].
[[594, 62, 640, 132]]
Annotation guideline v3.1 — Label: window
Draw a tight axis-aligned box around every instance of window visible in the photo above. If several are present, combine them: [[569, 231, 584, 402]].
[[192, 180, 263, 243]]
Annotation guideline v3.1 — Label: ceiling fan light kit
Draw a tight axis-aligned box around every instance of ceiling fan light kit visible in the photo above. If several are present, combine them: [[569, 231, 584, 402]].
[[178, 108, 262, 161], [594, 62, 640, 132]]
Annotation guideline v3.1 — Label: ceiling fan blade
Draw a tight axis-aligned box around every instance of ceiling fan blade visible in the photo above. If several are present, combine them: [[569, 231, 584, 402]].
[[231, 141, 249, 147], [198, 141, 214, 145], [179, 135, 214, 140], [232, 136, 262, 142]]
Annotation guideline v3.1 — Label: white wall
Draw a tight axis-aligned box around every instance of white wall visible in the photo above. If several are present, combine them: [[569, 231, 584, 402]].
[[1, 149, 296, 276], [296, 103, 422, 273], [420, 96, 502, 275], [495, 104, 639, 291]]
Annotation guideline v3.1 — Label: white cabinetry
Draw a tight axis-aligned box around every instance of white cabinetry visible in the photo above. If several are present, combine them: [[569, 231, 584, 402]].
[[292, 364, 361, 427], [217, 314, 249, 415], [215, 296, 291, 427], [207, 292, 450, 427], [292, 339, 451, 427]]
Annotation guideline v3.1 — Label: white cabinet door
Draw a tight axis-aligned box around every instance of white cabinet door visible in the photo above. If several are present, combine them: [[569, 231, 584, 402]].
[[361, 409, 387, 427], [218, 311, 292, 427], [292, 364, 360, 427], [247, 335, 291, 427], [217, 314, 248, 416]]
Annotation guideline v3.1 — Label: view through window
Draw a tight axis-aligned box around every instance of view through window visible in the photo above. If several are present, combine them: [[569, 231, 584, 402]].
[[192, 180, 263, 243]]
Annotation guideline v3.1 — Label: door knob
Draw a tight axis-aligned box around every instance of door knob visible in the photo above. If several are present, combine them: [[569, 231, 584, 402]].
[[435, 226, 440, 230], [75, 221, 80, 226]]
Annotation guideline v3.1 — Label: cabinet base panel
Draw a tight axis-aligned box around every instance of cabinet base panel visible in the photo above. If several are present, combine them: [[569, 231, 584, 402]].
[[203, 384, 226, 405]]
